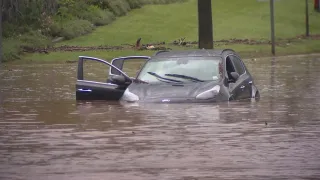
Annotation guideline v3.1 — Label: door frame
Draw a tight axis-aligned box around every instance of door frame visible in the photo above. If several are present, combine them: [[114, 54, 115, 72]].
[[222, 53, 246, 100], [109, 56, 150, 77], [76, 56, 132, 101], [225, 54, 252, 100], [77, 56, 131, 81]]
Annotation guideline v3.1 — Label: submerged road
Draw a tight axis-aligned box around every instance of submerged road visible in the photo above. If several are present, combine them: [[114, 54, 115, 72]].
[[0, 54, 320, 180]]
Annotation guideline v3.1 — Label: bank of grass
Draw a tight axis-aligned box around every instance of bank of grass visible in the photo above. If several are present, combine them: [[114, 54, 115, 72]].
[[56, 0, 320, 46], [12, 0, 320, 62], [19, 39, 320, 64]]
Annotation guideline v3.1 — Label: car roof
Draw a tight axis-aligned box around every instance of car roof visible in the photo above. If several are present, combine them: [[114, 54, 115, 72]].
[[152, 49, 236, 58]]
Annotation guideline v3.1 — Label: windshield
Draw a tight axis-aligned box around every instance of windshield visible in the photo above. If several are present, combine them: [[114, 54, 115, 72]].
[[137, 56, 223, 83]]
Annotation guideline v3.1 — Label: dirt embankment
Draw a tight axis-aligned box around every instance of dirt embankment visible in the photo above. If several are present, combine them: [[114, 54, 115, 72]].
[[23, 34, 320, 54]]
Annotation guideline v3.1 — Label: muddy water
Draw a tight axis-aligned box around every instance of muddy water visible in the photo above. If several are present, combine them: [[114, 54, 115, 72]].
[[0, 55, 320, 180]]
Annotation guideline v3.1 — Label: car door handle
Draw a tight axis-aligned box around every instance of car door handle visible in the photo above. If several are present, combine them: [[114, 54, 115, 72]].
[[78, 89, 92, 92], [240, 85, 245, 89]]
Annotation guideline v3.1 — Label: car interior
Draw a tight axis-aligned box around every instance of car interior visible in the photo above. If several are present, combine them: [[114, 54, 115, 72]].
[[226, 56, 237, 83], [106, 55, 239, 84]]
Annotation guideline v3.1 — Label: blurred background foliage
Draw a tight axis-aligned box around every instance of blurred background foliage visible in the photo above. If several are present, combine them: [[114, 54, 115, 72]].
[[1, 0, 187, 61]]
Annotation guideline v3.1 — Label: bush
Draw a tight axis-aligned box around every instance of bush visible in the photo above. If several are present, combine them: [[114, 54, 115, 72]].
[[18, 31, 53, 48], [48, 19, 95, 39], [79, 5, 115, 26], [3, 31, 53, 62], [48, 21, 62, 37], [125, 0, 143, 9], [144, 0, 188, 4], [58, 20, 95, 40], [86, 0, 131, 16], [2, 22, 38, 38], [2, 22, 19, 38], [106, 0, 131, 16], [3, 39, 21, 62]]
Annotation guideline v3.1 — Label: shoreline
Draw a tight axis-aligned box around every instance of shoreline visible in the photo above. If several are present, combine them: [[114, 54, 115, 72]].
[[2, 48, 320, 65]]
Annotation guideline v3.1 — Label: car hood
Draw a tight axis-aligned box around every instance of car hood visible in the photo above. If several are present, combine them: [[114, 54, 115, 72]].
[[125, 81, 221, 102]]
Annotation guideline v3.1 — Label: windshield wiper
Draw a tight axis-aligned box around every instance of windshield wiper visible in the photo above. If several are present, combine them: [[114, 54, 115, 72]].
[[147, 72, 183, 83], [164, 73, 204, 82]]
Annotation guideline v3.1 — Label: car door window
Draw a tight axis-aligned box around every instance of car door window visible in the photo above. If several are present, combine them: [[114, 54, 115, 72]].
[[229, 55, 245, 75], [82, 58, 110, 83], [78, 56, 131, 82], [226, 56, 236, 80], [110, 56, 150, 77]]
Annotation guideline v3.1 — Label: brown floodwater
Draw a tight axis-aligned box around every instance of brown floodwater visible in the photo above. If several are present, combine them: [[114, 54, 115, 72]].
[[0, 54, 320, 180]]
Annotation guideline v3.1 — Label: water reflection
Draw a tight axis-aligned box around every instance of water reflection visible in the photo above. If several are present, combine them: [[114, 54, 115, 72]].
[[0, 55, 320, 180]]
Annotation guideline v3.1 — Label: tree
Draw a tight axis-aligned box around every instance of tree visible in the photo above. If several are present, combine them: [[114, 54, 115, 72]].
[[198, 0, 213, 49]]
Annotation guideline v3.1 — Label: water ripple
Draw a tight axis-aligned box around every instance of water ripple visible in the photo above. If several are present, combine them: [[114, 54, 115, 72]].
[[0, 56, 320, 180]]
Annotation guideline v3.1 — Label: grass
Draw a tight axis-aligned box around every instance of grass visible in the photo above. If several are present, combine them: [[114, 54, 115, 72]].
[[23, 50, 156, 62], [16, 39, 319, 64], [17, 0, 320, 62]]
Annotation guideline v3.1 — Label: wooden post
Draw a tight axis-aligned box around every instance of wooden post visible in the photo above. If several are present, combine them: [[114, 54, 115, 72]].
[[198, 0, 213, 49], [306, 0, 310, 36], [270, 0, 275, 55], [0, 0, 3, 63]]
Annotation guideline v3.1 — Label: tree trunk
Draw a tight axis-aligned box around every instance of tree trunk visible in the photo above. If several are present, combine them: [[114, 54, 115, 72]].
[[198, 0, 213, 49], [0, 0, 3, 63]]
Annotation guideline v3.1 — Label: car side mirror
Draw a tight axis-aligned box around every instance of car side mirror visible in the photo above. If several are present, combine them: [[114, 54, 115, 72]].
[[230, 72, 240, 82], [110, 75, 126, 85]]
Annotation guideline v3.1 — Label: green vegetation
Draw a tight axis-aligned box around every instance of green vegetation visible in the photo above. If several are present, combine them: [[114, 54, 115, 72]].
[[2, 0, 320, 63], [1, 0, 187, 62]]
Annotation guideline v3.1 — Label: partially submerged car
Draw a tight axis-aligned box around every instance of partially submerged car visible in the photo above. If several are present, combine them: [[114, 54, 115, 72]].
[[76, 49, 260, 103]]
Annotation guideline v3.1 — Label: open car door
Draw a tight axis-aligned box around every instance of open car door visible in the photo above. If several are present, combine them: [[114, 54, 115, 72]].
[[76, 56, 133, 101], [108, 56, 150, 83]]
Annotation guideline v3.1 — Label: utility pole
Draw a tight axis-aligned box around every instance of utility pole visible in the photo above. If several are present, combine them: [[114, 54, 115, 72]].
[[198, 0, 213, 49], [0, 0, 3, 63], [270, 0, 275, 55], [306, 0, 310, 36]]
